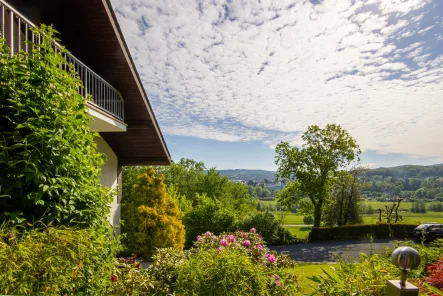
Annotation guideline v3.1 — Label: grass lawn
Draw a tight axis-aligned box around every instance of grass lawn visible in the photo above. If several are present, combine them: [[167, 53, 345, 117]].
[[292, 263, 336, 294], [285, 226, 311, 239], [363, 212, 443, 224]]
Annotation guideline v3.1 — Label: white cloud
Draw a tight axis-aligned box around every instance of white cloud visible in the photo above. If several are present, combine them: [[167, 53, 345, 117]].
[[111, 0, 443, 161]]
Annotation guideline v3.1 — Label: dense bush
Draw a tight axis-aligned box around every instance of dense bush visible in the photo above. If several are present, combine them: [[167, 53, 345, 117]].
[[182, 194, 238, 248], [428, 202, 443, 212], [166, 230, 298, 295], [303, 216, 314, 225], [240, 212, 299, 245], [0, 227, 118, 295], [308, 223, 418, 241], [121, 167, 185, 259], [411, 200, 427, 213], [0, 26, 109, 227]]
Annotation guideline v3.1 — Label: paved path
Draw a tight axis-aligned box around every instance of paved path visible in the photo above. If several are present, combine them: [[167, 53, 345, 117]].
[[269, 239, 419, 263]]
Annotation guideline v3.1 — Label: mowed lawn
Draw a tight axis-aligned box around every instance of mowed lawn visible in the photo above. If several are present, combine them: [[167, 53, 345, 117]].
[[291, 264, 336, 294]]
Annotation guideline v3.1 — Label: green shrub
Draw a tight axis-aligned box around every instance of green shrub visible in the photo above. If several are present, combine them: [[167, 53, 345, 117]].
[[141, 230, 298, 295], [0, 226, 118, 295], [0, 26, 109, 227], [149, 247, 188, 294], [310, 253, 399, 295], [308, 223, 418, 241], [176, 230, 298, 295], [109, 258, 155, 296], [183, 194, 237, 248], [303, 216, 314, 225], [240, 212, 299, 245], [176, 247, 269, 296], [121, 167, 185, 259]]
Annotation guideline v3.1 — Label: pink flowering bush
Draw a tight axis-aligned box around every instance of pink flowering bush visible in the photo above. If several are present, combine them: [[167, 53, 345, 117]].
[[192, 229, 295, 269]]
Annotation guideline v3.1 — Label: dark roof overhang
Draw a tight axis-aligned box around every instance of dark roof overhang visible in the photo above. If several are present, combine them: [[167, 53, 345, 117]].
[[6, 0, 171, 165]]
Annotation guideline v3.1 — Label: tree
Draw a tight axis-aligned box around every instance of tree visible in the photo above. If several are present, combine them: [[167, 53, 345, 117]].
[[322, 168, 365, 227], [275, 124, 360, 227], [121, 167, 185, 259]]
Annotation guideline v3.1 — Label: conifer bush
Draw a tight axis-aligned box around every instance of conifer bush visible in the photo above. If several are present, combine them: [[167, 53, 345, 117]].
[[121, 167, 185, 259]]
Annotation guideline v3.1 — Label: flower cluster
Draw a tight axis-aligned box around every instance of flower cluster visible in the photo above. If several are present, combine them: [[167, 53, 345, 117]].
[[193, 228, 295, 269]]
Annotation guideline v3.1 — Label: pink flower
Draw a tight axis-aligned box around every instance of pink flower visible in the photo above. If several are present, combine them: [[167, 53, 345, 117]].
[[250, 227, 256, 233], [256, 243, 263, 249], [196, 235, 202, 242], [218, 247, 224, 252], [275, 280, 281, 287], [258, 235, 262, 240], [266, 253, 276, 263], [228, 234, 236, 243], [205, 231, 212, 237], [239, 230, 243, 234], [220, 238, 227, 246], [111, 274, 118, 282], [243, 240, 251, 248]]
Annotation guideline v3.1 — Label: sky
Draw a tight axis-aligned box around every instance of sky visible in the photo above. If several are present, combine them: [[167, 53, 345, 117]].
[[111, 0, 443, 171]]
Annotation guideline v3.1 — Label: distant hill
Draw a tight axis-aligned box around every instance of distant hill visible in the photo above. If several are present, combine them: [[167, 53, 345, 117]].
[[218, 169, 276, 182], [218, 164, 443, 201], [365, 163, 443, 178], [218, 164, 443, 182]]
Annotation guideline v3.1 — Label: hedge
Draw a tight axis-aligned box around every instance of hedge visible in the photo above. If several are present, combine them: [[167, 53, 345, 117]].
[[308, 223, 419, 241]]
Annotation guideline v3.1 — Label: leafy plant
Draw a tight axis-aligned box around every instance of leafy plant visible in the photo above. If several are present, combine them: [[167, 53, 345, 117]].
[[0, 26, 109, 227], [121, 167, 185, 259], [0, 226, 118, 295]]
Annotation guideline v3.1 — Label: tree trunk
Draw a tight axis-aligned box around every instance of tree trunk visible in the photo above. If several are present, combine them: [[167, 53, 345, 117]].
[[313, 200, 323, 227]]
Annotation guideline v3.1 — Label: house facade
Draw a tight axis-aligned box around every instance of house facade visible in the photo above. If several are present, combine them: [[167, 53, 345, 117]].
[[1, 0, 171, 235]]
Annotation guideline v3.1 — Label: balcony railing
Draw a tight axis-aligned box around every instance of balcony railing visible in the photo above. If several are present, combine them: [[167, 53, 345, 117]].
[[0, 0, 124, 121]]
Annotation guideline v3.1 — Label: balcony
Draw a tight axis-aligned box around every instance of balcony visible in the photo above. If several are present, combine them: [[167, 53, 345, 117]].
[[0, 0, 125, 123]]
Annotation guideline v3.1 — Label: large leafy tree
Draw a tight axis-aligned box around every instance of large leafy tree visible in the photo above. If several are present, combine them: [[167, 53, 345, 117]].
[[275, 124, 360, 227]]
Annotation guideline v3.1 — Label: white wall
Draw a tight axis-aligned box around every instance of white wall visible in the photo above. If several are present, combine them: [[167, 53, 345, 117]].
[[95, 136, 120, 236]]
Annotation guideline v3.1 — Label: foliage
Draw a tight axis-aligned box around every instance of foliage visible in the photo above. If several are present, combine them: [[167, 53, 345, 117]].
[[303, 216, 314, 225], [311, 240, 443, 295], [0, 226, 118, 295], [240, 211, 300, 245], [323, 169, 364, 227], [176, 230, 298, 296], [411, 200, 427, 213], [275, 124, 361, 227], [124, 160, 261, 248], [310, 254, 399, 295], [0, 26, 109, 227], [182, 194, 237, 248], [149, 248, 188, 294], [429, 202, 443, 212], [417, 257, 443, 294], [121, 167, 185, 259], [308, 223, 418, 241], [110, 257, 155, 296]]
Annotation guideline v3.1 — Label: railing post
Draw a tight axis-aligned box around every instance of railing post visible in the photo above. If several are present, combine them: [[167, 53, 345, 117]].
[[9, 9, 13, 56], [386, 247, 420, 296]]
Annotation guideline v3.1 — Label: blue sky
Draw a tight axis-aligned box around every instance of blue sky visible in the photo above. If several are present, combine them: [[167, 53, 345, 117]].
[[111, 0, 443, 170]]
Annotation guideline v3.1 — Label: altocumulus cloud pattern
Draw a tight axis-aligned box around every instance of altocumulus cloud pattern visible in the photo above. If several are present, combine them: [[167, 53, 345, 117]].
[[111, 0, 443, 161]]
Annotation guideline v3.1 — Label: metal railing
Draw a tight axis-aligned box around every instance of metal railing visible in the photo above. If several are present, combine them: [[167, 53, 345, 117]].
[[0, 0, 124, 121]]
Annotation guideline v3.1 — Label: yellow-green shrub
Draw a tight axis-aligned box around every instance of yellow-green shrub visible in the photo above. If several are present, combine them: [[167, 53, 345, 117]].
[[0, 227, 118, 295], [121, 167, 185, 259]]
